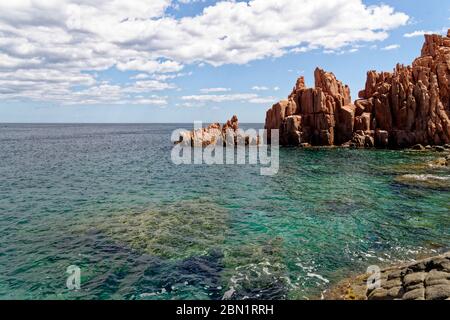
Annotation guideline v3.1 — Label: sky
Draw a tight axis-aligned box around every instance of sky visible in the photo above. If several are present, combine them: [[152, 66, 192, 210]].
[[0, 0, 448, 123]]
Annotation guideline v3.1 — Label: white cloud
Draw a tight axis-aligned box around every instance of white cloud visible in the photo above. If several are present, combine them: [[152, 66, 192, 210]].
[[182, 93, 275, 104], [182, 93, 259, 103], [248, 97, 277, 104], [404, 30, 433, 38], [0, 0, 409, 106], [0, 74, 169, 106], [125, 80, 176, 92], [252, 86, 269, 91], [121, 0, 408, 66], [381, 44, 400, 51], [176, 102, 197, 108], [131, 73, 151, 80], [177, 0, 205, 4], [199, 87, 231, 93], [290, 46, 313, 54], [131, 98, 168, 106], [403, 29, 447, 38], [116, 60, 183, 74]]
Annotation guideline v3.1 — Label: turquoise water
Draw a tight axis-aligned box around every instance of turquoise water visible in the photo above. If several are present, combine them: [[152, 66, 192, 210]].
[[0, 124, 449, 300]]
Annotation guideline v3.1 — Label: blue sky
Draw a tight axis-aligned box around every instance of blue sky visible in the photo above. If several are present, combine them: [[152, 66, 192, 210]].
[[0, 0, 448, 123]]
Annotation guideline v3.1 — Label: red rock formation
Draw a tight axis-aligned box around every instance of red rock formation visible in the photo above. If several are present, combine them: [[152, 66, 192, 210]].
[[176, 115, 257, 147], [222, 114, 239, 133], [266, 30, 450, 148], [265, 68, 354, 146]]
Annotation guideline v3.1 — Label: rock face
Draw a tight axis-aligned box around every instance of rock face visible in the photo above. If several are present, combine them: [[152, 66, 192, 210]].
[[266, 30, 450, 148], [265, 68, 353, 146], [366, 252, 450, 300], [176, 115, 257, 147]]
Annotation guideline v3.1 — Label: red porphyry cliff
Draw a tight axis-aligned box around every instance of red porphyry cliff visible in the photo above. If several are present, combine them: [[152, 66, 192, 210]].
[[265, 29, 450, 148]]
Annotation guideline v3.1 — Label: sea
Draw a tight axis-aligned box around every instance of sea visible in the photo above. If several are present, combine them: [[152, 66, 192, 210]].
[[0, 123, 449, 299]]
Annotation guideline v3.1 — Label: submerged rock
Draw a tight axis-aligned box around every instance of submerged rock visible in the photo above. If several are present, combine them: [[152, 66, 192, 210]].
[[85, 199, 229, 260], [394, 174, 450, 190], [265, 30, 450, 148], [221, 237, 292, 300]]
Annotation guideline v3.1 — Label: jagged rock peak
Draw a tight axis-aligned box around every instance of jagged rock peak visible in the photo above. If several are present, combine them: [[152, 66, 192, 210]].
[[265, 30, 450, 148]]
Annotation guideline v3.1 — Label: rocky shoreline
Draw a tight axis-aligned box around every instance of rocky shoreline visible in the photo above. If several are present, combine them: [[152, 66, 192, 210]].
[[325, 252, 450, 300], [265, 30, 450, 149]]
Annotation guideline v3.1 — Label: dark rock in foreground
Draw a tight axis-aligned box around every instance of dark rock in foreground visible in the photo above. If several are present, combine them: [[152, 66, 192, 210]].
[[326, 252, 450, 300], [265, 30, 450, 148]]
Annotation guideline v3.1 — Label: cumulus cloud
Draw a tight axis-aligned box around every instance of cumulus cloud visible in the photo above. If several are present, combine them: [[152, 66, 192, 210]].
[[122, 0, 408, 66], [0, 0, 409, 106]]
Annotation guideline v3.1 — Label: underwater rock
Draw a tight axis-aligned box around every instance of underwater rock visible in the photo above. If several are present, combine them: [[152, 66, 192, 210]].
[[394, 174, 450, 190], [131, 249, 225, 300], [86, 199, 229, 260], [265, 30, 450, 148], [221, 237, 292, 300]]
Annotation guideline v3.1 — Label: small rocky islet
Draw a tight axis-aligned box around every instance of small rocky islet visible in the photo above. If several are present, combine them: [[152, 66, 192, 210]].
[[175, 115, 259, 147]]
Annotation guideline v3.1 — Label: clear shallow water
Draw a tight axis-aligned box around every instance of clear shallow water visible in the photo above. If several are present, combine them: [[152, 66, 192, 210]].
[[0, 123, 449, 300]]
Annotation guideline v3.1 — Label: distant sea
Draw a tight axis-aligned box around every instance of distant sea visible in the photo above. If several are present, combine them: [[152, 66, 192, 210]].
[[0, 123, 449, 300]]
